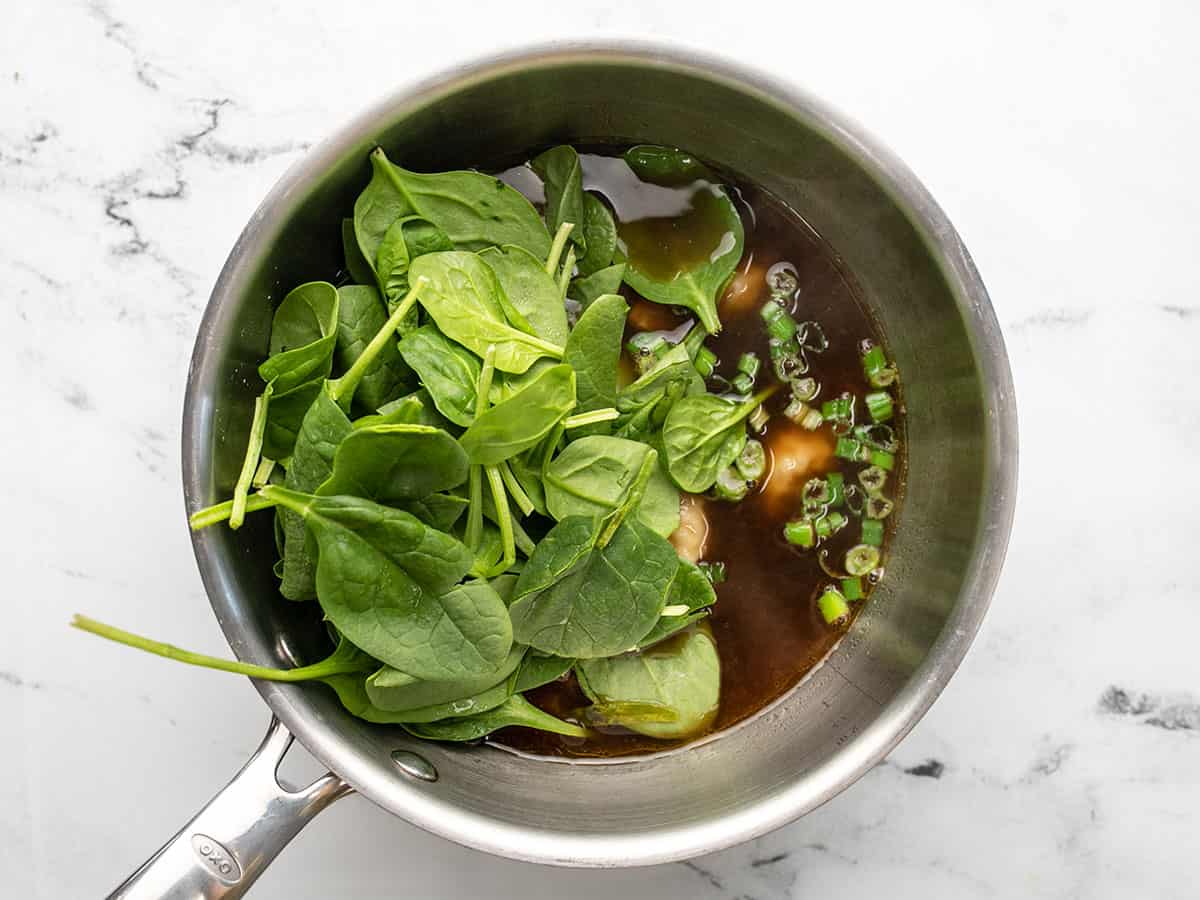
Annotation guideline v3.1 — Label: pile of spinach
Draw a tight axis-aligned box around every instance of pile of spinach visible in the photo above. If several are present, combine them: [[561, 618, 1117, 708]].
[[76, 144, 775, 748]]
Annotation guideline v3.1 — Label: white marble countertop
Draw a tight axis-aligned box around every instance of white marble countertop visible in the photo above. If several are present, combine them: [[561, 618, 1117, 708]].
[[5, 1, 1198, 897]]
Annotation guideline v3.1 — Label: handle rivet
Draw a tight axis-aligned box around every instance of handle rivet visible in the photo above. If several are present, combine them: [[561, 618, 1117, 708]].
[[391, 749, 438, 782]]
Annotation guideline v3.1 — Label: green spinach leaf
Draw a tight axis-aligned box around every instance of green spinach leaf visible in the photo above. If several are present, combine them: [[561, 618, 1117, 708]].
[[263, 486, 512, 681], [279, 386, 353, 601], [480, 245, 569, 345], [398, 492, 470, 532], [410, 251, 564, 374], [662, 387, 776, 492], [355, 147, 550, 268], [513, 653, 575, 692], [636, 559, 715, 648], [404, 694, 586, 741], [318, 424, 468, 502], [544, 437, 679, 538], [334, 285, 410, 413], [342, 218, 376, 285], [568, 263, 625, 309], [576, 193, 617, 276], [365, 644, 525, 712], [531, 145, 586, 253], [396, 325, 481, 427], [508, 515, 677, 658], [258, 281, 339, 395], [459, 364, 576, 465], [562, 293, 627, 433], [623, 144, 710, 186], [576, 623, 720, 739], [617, 185, 743, 334]]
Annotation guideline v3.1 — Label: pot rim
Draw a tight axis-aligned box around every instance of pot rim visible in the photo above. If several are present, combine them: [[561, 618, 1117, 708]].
[[182, 39, 1017, 867]]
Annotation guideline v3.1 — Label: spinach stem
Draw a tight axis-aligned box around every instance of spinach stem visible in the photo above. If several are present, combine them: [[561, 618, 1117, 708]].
[[497, 461, 534, 517], [257, 485, 313, 518], [189, 492, 278, 531], [252, 456, 276, 488], [70, 615, 367, 682], [557, 246, 576, 300], [475, 345, 497, 417], [563, 407, 619, 429], [544, 222, 574, 275], [329, 278, 426, 406], [484, 466, 516, 576], [229, 383, 273, 530], [465, 466, 484, 551], [596, 450, 658, 548]]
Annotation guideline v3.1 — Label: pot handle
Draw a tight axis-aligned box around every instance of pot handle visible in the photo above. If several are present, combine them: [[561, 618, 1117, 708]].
[[107, 716, 352, 899]]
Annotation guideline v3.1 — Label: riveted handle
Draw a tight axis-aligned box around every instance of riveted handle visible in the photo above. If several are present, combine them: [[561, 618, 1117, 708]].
[[107, 717, 352, 899]]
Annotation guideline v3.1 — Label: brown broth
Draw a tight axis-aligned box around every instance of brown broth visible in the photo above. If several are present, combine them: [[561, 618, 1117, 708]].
[[491, 152, 900, 759]]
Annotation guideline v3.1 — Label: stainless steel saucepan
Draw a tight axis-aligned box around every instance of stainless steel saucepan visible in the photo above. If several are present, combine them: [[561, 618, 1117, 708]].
[[108, 42, 1017, 898]]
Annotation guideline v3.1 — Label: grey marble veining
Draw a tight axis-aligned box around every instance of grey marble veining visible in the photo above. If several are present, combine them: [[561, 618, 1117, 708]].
[[4, 1, 1198, 898]]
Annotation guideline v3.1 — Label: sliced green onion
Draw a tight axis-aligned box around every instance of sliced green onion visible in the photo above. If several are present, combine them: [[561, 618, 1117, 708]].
[[694, 346, 718, 377], [854, 423, 898, 452], [731, 372, 754, 395], [713, 466, 749, 502], [821, 394, 854, 422], [735, 439, 766, 481], [865, 496, 894, 520], [784, 519, 816, 548], [747, 403, 770, 433], [803, 477, 832, 508], [790, 376, 818, 401], [840, 577, 864, 602], [865, 391, 894, 423], [699, 561, 727, 584], [870, 449, 895, 471], [835, 437, 861, 460], [251, 457, 276, 489], [858, 465, 888, 495], [815, 511, 848, 539], [798, 321, 828, 353], [826, 472, 845, 507], [817, 586, 850, 625], [862, 343, 887, 377], [869, 365, 898, 388], [737, 352, 761, 379], [767, 266, 799, 299], [861, 518, 884, 546], [761, 302, 797, 341], [845, 544, 880, 576]]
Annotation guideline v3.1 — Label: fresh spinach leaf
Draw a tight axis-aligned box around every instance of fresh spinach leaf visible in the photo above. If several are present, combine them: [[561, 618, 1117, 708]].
[[508, 515, 677, 658], [374, 216, 454, 307], [334, 285, 411, 413], [513, 653, 574, 692], [342, 217, 376, 286], [662, 387, 776, 492], [258, 281, 339, 395], [354, 148, 550, 268], [410, 251, 564, 374], [623, 144, 710, 186], [459, 364, 576, 465], [568, 263, 625, 308], [618, 184, 743, 334], [531, 145, 586, 253], [398, 492, 470, 532], [261, 380, 323, 461], [263, 486, 512, 681], [318, 424, 468, 502], [353, 390, 436, 429], [365, 644, 525, 712], [576, 623, 720, 739], [479, 245, 570, 345], [404, 694, 586, 741], [576, 193, 617, 276], [562, 292, 627, 433], [396, 325, 481, 427], [279, 386, 353, 601], [544, 437, 680, 538], [324, 670, 511, 725], [636, 559, 715, 649]]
